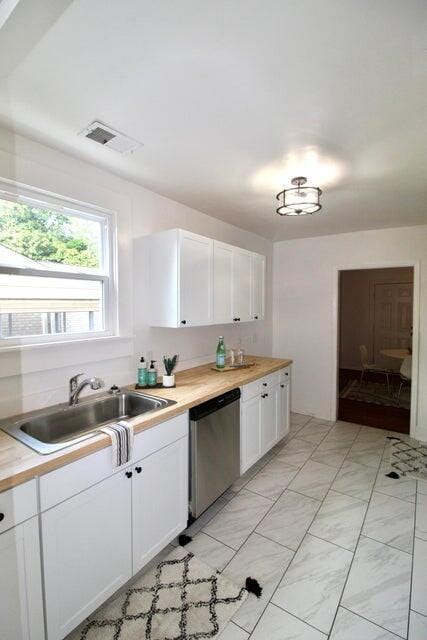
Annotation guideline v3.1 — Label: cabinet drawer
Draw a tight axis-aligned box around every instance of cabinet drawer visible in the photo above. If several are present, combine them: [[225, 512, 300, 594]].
[[0, 479, 38, 534], [132, 412, 188, 463], [241, 371, 280, 402], [40, 412, 189, 511], [279, 366, 291, 384]]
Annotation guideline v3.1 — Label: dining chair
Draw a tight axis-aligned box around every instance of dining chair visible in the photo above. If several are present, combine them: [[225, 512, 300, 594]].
[[359, 345, 392, 394], [396, 356, 412, 406]]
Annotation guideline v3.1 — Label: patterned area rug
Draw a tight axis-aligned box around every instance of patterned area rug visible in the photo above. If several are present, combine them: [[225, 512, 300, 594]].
[[389, 437, 427, 479], [69, 546, 247, 639], [340, 379, 410, 410]]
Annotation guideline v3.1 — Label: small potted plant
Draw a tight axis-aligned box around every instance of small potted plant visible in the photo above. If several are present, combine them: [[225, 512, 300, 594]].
[[163, 355, 178, 387]]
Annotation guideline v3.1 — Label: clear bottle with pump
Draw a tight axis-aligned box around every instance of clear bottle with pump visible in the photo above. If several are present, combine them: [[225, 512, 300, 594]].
[[138, 357, 147, 386], [216, 336, 226, 369], [148, 360, 158, 386]]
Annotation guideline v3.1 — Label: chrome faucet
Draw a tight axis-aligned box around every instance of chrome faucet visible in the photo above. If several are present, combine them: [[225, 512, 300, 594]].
[[69, 373, 105, 406]]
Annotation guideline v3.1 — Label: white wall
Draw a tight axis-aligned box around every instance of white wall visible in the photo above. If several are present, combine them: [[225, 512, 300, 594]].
[[0, 128, 272, 418], [272, 226, 427, 440]]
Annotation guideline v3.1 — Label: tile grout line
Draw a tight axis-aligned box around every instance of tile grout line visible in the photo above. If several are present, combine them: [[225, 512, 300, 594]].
[[339, 605, 404, 639], [259, 423, 366, 637], [325, 435, 410, 639], [203, 419, 400, 638], [214, 421, 321, 571], [407, 479, 420, 638], [222, 419, 375, 636], [218, 420, 320, 636], [360, 533, 413, 557], [248, 601, 329, 639]]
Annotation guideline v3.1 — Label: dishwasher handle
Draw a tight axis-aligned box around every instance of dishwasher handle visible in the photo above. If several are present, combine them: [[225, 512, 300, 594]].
[[189, 388, 241, 421]]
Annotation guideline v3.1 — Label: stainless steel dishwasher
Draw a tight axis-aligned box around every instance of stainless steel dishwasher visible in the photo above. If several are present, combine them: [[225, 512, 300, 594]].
[[189, 388, 240, 519]]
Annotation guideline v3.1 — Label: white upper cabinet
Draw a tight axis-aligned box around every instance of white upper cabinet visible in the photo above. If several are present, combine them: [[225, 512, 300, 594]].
[[213, 241, 234, 324], [148, 229, 213, 327], [147, 229, 265, 327], [232, 247, 252, 323], [179, 230, 213, 327], [251, 253, 266, 321]]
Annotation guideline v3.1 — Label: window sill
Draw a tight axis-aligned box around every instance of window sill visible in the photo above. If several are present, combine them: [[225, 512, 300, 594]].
[[0, 335, 135, 378]]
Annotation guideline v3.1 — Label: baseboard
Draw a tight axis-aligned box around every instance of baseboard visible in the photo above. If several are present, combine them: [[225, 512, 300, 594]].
[[412, 424, 427, 442]]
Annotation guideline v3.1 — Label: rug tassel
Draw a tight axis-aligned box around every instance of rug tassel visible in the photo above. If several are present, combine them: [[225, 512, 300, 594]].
[[245, 577, 262, 598], [178, 534, 193, 546], [385, 471, 400, 479]]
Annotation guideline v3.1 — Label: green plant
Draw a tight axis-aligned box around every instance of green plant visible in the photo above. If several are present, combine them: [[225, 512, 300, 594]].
[[163, 355, 178, 376]]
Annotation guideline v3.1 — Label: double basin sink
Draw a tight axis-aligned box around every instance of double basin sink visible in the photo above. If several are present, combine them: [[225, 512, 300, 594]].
[[1, 390, 176, 455]]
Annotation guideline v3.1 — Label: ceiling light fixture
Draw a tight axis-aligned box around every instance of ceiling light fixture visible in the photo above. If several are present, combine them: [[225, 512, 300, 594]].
[[276, 176, 322, 216]]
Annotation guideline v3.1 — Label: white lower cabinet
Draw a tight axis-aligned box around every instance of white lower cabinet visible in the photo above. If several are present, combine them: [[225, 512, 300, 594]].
[[278, 381, 290, 439], [240, 394, 262, 474], [41, 413, 189, 640], [260, 388, 278, 453], [0, 516, 44, 640], [132, 437, 188, 573], [42, 470, 133, 640], [240, 367, 291, 473]]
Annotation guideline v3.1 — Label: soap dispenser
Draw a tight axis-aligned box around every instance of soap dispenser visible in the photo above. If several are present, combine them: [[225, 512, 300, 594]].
[[138, 357, 148, 386], [148, 360, 157, 386]]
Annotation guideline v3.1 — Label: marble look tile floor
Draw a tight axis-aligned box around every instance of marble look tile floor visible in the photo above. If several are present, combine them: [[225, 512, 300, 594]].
[[177, 413, 426, 639]]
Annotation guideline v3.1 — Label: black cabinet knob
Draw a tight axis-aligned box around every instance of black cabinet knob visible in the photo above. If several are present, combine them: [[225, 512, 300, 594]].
[[0, 513, 4, 522], [281, 384, 285, 388], [125, 471, 133, 479], [181, 320, 187, 325], [233, 318, 237, 322], [261, 393, 266, 398], [285, 372, 289, 376], [254, 316, 258, 320], [135, 466, 142, 474], [238, 318, 241, 321], [262, 382, 267, 387], [265, 393, 269, 397]]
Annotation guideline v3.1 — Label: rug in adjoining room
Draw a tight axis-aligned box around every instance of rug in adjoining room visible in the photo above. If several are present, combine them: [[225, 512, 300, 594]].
[[70, 546, 248, 640], [340, 379, 410, 410]]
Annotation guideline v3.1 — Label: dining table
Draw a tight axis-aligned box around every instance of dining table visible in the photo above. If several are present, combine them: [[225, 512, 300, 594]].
[[380, 348, 411, 360]]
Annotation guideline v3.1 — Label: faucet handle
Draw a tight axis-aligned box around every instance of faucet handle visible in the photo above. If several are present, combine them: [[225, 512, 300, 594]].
[[69, 373, 84, 391]]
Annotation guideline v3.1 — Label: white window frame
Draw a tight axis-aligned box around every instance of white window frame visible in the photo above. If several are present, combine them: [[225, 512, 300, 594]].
[[0, 179, 118, 348]]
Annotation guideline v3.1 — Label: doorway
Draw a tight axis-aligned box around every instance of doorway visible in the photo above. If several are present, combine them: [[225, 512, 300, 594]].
[[337, 267, 414, 433]]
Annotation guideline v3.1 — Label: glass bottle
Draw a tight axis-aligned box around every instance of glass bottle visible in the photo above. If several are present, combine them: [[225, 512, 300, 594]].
[[216, 336, 226, 369]]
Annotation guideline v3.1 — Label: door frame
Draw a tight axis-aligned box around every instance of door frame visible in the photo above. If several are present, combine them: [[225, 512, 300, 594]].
[[331, 260, 420, 436]]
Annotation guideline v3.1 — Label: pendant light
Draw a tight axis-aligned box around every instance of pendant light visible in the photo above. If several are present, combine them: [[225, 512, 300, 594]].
[[276, 176, 322, 216]]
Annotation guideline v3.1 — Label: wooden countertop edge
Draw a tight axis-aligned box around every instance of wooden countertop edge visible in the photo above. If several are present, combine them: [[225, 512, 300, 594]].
[[0, 356, 292, 492]]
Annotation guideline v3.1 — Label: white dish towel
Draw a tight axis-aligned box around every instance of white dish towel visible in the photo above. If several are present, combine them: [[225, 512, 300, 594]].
[[99, 421, 134, 468]]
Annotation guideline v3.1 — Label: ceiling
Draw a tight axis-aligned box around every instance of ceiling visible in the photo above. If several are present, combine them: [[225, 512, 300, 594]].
[[0, 0, 426, 241]]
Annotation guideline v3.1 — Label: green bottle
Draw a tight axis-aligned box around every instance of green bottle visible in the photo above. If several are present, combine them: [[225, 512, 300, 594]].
[[216, 336, 226, 368]]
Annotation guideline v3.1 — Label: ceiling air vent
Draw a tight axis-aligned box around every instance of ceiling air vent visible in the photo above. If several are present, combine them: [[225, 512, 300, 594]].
[[79, 121, 143, 154]]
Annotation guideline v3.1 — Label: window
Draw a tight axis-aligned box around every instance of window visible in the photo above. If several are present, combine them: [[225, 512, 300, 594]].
[[0, 183, 116, 345]]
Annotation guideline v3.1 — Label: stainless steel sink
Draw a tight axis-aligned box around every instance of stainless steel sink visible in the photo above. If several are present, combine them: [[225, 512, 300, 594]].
[[1, 390, 176, 455]]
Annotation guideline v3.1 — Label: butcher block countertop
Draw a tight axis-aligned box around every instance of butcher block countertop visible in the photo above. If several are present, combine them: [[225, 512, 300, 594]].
[[0, 356, 291, 492]]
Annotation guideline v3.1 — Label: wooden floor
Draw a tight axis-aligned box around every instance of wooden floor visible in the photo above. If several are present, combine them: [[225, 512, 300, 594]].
[[338, 369, 410, 434]]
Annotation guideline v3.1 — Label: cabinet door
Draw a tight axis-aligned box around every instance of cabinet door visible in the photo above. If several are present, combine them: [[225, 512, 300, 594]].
[[251, 253, 265, 321], [213, 241, 233, 324], [240, 395, 262, 474], [42, 470, 132, 640], [232, 248, 252, 323], [0, 517, 44, 640], [132, 437, 188, 573], [278, 382, 290, 440], [260, 388, 278, 453], [179, 230, 213, 326]]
